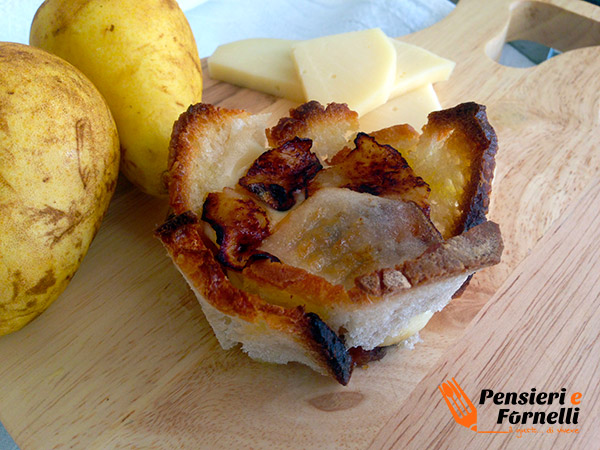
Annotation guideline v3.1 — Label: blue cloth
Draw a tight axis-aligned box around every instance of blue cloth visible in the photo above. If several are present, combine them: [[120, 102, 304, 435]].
[[0, 421, 19, 450]]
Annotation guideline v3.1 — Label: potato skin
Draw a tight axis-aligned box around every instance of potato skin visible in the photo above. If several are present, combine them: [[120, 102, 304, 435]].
[[30, 0, 203, 196], [0, 43, 119, 336]]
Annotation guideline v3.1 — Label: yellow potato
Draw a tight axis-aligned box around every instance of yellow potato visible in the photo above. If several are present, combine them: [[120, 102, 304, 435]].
[[30, 0, 203, 196], [0, 43, 119, 336]]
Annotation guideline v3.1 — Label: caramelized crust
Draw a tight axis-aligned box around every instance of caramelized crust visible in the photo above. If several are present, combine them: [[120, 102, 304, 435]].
[[201, 188, 271, 270], [405, 102, 498, 238], [168, 103, 250, 214], [266, 101, 359, 162], [155, 213, 353, 385], [239, 137, 322, 211], [400, 220, 503, 286], [308, 133, 431, 213], [168, 103, 271, 215], [327, 123, 420, 166], [236, 257, 356, 315]]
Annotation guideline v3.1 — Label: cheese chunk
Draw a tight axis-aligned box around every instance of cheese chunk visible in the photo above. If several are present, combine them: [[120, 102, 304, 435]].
[[208, 38, 304, 102], [291, 29, 396, 116], [389, 39, 455, 98], [359, 84, 442, 132], [381, 311, 434, 346], [207, 34, 454, 120]]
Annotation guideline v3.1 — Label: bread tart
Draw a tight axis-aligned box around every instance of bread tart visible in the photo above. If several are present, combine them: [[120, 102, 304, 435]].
[[157, 101, 503, 385]]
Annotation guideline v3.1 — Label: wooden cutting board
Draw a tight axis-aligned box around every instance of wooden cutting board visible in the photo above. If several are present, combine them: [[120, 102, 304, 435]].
[[1, 0, 599, 448]]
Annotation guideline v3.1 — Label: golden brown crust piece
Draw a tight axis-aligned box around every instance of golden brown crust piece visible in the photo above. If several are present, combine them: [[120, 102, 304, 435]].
[[441, 104, 497, 233], [155, 212, 353, 385], [401, 220, 503, 286], [239, 137, 322, 211], [408, 102, 498, 238], [266, 101, 359, 162], [237, 257, 357, 314], [168, 103, 251, 215], [307, 133, 431, 214]]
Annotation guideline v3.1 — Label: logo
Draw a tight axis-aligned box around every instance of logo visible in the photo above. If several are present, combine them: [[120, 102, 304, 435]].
[[439, 378, 582, 438], [439, 378, 512, 434]]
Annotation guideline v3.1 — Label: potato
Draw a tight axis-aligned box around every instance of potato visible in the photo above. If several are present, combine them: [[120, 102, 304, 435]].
[[0, 43, 119, 336], [30, 0, 203, 196]]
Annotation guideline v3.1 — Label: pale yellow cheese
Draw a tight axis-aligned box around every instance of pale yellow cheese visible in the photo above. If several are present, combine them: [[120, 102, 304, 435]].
[[207, 38, 304, 102], [291, 28, 397, 116], [389, 39, 455, 98], [207, 34, 454, 121], [381, 311, 434, 346], [359, 84, 442, 132]]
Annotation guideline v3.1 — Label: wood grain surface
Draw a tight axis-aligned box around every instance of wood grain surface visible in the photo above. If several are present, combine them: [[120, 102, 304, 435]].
[[368, 178, 600, 450], [0, 0, 599, 448]]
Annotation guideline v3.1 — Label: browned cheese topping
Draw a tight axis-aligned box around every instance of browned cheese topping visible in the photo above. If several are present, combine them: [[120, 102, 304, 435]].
[[201, 188, 271, 269], [307, 132, 431, 214], [239, 137, 322, 211]]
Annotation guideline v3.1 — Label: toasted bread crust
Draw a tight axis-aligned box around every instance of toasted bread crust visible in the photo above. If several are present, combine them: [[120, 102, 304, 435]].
[[266, 101, 359, 162], [168, 103, 252, 214], [355, 221, 503, 296], [423, 102, 498, 236], [239, 258, 355, 311], [402, 220, 503, 285], [155, 212, 353, 384], [267, 101, 358, 145]]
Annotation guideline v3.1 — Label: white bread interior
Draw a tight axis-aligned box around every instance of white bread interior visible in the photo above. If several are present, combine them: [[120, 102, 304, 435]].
[[327, 274, 468, 350], [183, 269, 328, 375]]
